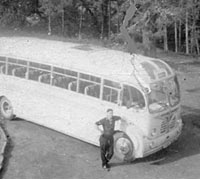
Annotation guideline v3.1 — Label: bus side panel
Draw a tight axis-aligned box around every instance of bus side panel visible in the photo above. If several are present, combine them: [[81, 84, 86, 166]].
[[0, 75, 106, 146], [0, 75, 24, 116]]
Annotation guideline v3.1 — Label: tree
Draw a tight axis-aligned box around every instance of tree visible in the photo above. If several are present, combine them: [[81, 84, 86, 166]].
[[0, 0, 37, 27], [1, 0, 200, 55], [39, 0, 73, 35]]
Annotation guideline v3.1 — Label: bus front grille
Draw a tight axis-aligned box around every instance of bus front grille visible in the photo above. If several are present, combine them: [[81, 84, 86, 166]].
[[160, 119, 168, 133], [169, 117, 176, 129], [160, 115, 176, 134]]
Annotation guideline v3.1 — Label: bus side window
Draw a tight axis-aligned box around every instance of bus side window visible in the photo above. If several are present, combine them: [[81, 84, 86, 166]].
[[79, 81, 93, 94], [103, 87, 119, 104], [122, 85, 145, 108], [85, 84, 100, 98], [28, 62, 51, 82], [8, 64, 20, 76], [7, 58, 28, 78], [52, 67, 78, 90], [39, 73, 51, 84], [13, 67, 27, 78], [102, 79, 120, 104], [78, 73, 101, 96], [122, 87, 130, 106], [29, 69, 46, 81], [53, 74, 77, 89]]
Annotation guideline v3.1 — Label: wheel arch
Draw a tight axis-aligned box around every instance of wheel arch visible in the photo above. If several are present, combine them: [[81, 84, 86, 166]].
[[124, 125, 145, 158], [0, 95, 14, 120]]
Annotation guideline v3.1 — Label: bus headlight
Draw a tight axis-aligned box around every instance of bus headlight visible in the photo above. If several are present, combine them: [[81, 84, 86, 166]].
[[151, 128, 157, 136], [176, 117, 182, 127], [149, 141, 155, 149]]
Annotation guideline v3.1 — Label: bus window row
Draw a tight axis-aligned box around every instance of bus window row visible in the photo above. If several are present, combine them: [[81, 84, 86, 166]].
[[1, 58, 145, 108]]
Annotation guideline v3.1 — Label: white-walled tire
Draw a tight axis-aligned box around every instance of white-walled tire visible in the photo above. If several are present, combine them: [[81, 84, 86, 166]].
[[113, 131, 134, 162], [0, 96, 14, 120]]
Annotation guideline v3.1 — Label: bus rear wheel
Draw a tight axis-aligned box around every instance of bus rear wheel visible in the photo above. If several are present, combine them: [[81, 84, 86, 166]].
[[0, 96, 14, 120], [113, 131, 134, 162]]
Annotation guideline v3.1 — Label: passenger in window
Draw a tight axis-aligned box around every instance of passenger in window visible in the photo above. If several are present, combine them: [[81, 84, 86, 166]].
[[95, 109, 121, 170]]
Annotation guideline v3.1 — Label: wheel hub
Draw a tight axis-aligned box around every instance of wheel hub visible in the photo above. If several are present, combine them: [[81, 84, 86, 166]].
[[116, 137, 131, 155], [3, 102, 12, 114]]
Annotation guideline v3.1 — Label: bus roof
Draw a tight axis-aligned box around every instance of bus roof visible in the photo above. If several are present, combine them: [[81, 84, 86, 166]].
[[0, 37, 174, 86]]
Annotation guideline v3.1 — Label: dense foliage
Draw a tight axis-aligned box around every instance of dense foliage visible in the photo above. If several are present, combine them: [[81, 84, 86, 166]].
[[0, 0, 200, 55]]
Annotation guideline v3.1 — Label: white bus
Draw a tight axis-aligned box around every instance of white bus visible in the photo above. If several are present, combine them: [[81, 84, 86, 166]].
[[0, 37, 182, 161]]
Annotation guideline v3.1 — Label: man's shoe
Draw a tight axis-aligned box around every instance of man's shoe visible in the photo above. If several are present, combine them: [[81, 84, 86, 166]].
[[102, 163, 110, 171], [105, 164, 110, 171]]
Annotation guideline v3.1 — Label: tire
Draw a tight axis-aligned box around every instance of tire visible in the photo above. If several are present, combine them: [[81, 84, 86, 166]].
[[0, 96, 14, 120], [113, 131, 134, 162]]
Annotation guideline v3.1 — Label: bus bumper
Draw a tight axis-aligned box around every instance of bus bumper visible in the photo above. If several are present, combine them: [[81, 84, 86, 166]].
[[143, 120, 182, 157]]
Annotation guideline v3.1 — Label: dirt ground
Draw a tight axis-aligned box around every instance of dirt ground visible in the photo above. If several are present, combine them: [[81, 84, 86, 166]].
[[1, 37, 200, 179]]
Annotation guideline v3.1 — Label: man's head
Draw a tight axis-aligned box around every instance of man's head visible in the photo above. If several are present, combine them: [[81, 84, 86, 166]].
[[106, 109, 113, 120]]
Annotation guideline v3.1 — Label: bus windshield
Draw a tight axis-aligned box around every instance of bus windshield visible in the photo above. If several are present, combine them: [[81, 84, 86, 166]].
[[148, 76, 180, 113]]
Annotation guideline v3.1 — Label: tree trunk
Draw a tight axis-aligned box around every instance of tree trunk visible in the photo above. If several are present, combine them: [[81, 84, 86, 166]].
[[163, 25, 168, 51], [174, 20, 178, 53], [101, 13, 104, 39], [34, 0, 39, 12], [191, 2, 199, 55], [120, 1, 137, 54], [196, 38, 200, 55], [178, 19, 181, 51], [78, 6, 83, 40], [185, 11, 189, 54], [142, 29, 150, 55], [116, 1, 120, 33], [108, 0, 111, 39], [48, 14, 51, 35], [61, 8, 65, 36], [102, 0, 109, 39], [191, 22, 195, 54]]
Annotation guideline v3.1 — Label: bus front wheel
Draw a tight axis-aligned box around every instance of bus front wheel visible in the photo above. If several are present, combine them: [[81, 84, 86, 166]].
[[0, 96, 14, 120], [113, 131, 134, 162]]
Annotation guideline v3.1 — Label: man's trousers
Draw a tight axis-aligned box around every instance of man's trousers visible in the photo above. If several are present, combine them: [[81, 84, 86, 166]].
[[99, 134, 114, 166]]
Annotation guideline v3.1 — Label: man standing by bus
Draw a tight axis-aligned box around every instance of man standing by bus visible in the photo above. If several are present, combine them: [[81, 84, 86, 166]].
[[95, 109, 121, 170]]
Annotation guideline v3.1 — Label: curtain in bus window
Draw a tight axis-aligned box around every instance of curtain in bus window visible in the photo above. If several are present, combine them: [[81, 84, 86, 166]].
[[122, 85, 145, 109], [0, 56, 6, 74], [68, 81, 77, 91], [7, 58, 27, 78]]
